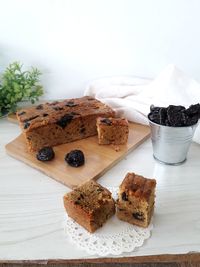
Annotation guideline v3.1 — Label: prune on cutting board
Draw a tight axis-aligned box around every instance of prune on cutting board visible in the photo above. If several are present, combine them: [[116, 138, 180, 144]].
[[36, 147, 55, 161], [65, 150, 85, 167]]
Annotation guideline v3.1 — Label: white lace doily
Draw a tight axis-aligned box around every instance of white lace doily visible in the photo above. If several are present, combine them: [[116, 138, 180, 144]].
[[63, 187, 153, 256]]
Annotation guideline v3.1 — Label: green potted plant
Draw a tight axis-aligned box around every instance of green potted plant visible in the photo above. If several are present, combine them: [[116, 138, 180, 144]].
[[0, 62, 44, 117]]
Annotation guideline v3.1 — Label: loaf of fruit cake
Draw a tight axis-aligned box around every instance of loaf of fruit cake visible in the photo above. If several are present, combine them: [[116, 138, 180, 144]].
[[16, 96, 115, 151]]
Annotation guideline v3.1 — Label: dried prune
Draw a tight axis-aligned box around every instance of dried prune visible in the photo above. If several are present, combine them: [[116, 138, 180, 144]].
[[121, 192, 128, 201], [36, 147, 55, 161], [70, 112, 80, 116], [132, 212, 144, 221], [97, 188, 103, 192], [36, 104, 43, 110], [80, 193, 84, 199], [186, 104, 200, 116], [101, 118, 112, 125], [65, 101, 77, 107], [148, 112, 160, 124], [23, 115, 39, 122], [149, 103, 200, 127], [56, 114, 73, 129], [181, 111, 189, 125], [65, 150, 85, 167], [167, 105, 186, 126], [168, 113, 184, 126], [150, 105, 161, 113], [80, 127, 86, 134], [168, 105, 185, 113], [23, 115, 39, 129], [159, 108, 167, 125], [18, 111, 26, 116], [24, 122, 30, 129], [53, 106, 64, 111], [185, 115, 199, 126]]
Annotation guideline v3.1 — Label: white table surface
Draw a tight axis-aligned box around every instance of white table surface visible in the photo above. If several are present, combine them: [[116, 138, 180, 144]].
[[0, 118, 200, 261]]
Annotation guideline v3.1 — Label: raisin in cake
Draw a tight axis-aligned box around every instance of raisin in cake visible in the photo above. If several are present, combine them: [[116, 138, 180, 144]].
[[16, 96, 115, 151], [63, 180, 115, 233], [116, 172, 156, 228], [96, 117, 129, 145]]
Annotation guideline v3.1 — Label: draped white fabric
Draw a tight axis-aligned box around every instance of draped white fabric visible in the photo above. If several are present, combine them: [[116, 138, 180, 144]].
[[84, 64, 200, 144]]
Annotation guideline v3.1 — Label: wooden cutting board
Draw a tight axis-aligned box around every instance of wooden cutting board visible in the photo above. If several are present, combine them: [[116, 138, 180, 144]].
[[5, 123, 150, 189]]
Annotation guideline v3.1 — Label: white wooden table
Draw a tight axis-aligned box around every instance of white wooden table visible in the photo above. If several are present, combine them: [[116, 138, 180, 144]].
[[0, 118, 200, 266]]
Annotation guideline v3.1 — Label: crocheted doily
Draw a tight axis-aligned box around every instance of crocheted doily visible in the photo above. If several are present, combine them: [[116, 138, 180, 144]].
[[63, 187, 153, 256]]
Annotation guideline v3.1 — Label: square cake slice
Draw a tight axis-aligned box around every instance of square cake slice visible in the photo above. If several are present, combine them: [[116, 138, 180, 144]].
[[116, 172, 156, 227], [63, 180, 115, 233], [96, 117, 129, 145]]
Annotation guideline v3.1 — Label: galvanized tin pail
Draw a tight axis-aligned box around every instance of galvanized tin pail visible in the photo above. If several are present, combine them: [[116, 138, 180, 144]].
[[148, 119, 198, 165]]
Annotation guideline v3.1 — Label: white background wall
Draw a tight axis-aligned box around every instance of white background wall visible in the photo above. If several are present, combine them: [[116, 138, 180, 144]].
[[0, 0, 200, 99]]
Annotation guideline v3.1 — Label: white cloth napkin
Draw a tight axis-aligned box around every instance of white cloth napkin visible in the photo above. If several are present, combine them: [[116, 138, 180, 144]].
[[84, 64, 200, 144]]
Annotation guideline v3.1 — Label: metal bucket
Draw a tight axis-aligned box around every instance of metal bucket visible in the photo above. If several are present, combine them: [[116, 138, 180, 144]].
[[149, 119, 198, 165]]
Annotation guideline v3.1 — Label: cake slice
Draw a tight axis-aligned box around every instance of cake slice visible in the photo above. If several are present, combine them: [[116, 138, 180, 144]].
[[96, 117, 129, 145], [116, 172, 156, 227], [63, 180, 115, 233], [16, 96, 115, 151]]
